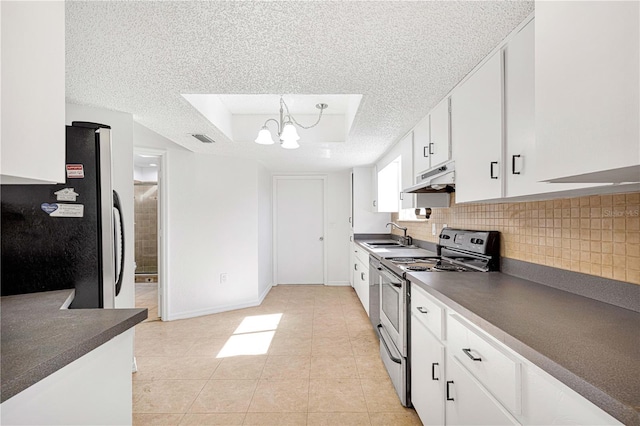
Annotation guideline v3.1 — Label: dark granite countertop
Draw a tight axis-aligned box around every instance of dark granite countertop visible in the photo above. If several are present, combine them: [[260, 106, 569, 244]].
[[407, 271, 640, 426], [1, 290, 147, 403]]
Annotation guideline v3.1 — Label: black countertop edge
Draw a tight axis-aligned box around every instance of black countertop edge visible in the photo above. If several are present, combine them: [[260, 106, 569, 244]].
[[501, 257, 640, 313], [1, 291, 147, 403], [408, 275, 640, 426]]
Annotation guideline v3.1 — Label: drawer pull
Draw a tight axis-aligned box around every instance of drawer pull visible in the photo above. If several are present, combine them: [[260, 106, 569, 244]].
[[431, 362, 439, 381], [446, 381, 454, 401], [361, 272, 365, 281], [462, 348, 482, 361], [354, 264, 358, 271], [417, 306, 429, 314]]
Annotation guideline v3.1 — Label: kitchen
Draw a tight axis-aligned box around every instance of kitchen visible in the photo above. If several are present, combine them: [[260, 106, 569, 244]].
[[1, 1, 639, 426]]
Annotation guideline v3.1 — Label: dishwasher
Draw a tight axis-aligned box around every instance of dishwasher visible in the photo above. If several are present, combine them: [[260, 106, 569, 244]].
[[368, 255, 383, 332]]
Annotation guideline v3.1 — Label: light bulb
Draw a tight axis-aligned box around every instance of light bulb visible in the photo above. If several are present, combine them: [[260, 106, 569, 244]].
[[255, 127, 275, 145], [281, 137, 300, 149], [280, 122, 300, 141]]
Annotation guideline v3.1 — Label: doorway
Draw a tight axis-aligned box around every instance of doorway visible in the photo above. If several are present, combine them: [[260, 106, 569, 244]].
[[133, 149, 165, 320], [274, 176, 327, 285]]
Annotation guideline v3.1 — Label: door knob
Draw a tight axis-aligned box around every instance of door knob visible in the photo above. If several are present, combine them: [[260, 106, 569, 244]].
[[319, 237, 324, 241]]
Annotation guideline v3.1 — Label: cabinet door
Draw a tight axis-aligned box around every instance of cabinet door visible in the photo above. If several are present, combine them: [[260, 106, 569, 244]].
[[352, 167, 390, 233], [411, 314, 445, 425], [429, 97, 451, 168], [1, 1, 65, 184], [535, 1, 639, 183], [400, 132, 414, 209], [353, 258, 369, 314], [504, 19, 592, 198], [413, 116, 431, 175], [445, 356, 520, 426], [451, 52, 504, 203], [504, 20, 545, 197]]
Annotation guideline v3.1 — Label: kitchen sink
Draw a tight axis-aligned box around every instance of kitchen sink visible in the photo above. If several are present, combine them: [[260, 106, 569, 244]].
[[362, 241, 406, 249]]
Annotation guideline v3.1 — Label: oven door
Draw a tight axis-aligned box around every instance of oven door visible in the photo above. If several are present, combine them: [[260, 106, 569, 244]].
[[379, 266, 406, 355]]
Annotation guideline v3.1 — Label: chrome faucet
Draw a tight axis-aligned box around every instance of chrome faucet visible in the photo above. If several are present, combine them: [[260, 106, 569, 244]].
[[386, 222, 412, 246]]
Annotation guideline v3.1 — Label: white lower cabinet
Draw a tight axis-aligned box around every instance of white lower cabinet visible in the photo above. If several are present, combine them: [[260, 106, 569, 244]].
[[352, 246, 369, 315], [445, 355, 520, 425], [411, 313, 445, 425], [409, 283, 622, 426]]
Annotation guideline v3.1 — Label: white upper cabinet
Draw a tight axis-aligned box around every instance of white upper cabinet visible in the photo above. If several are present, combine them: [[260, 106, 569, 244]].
[[451, 52, 504, 203], [535, 1, 640, 184], [503, 19, 539, 197], [429, 98, 451, 168], [400, 132, 414, 209], [413, 117, 431, 176], [1, 1, 66, 184], [413, 97, 451, 178], [351, 167, 390, 233]]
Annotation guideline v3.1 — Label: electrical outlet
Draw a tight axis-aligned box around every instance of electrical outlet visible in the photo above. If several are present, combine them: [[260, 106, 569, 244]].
[[220, 273, 228, 284], [432, 223, 437, 236]]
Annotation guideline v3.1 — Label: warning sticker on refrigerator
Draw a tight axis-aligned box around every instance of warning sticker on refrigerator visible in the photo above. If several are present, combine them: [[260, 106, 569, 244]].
[[54, 188, 79, 202], [66, 164, 84, 179], [41, 203, 84, 218]]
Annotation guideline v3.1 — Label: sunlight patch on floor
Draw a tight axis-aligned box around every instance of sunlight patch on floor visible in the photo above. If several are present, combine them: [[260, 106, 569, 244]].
[[216, 313, 282, 358]]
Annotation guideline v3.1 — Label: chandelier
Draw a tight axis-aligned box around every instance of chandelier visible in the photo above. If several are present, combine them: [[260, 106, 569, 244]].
[[254, 96, 328, 149]]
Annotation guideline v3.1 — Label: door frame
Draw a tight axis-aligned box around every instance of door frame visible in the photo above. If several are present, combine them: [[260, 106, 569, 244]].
[[133, 147, 168, 321], [272, 175, 328, 286]]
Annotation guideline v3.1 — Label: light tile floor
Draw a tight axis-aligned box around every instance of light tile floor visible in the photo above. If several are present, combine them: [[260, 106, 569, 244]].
[[133, 284, 422, 425], [136, 281, 159, 322]]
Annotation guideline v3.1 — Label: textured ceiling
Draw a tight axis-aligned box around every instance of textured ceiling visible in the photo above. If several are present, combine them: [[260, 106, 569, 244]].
[[66, 1, 534, 172]]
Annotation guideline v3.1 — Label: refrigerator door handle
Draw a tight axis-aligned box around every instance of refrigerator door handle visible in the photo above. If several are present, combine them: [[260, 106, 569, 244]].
[[113, 190, 125, 297]]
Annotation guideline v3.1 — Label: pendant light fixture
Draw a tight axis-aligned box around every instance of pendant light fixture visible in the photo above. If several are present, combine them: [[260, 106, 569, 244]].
[[254, 96, 328, 149]]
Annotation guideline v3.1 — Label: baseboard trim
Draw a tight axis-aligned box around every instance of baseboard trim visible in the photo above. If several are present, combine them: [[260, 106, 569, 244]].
[[167, 298, 262, 321], [327, 281, 350, 286]]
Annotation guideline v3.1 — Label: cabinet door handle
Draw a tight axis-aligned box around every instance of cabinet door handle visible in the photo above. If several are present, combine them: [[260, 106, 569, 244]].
[[399, 192, 404, 201], [432, 362, 439, 381], [423, 146, 429, 157], [354, 264, 358, 271], [417, 306, 428, 314], [446, 381, 454, 401], [361, 272, 365, 281], [490, 161, 499, 179], [429, 142, 435, 155], [349, 216, 352, 224], [462, 348, 482, 361], [350, 236, 353, 242], [512, 154, 521, 175], [373, 200, 377, 207]]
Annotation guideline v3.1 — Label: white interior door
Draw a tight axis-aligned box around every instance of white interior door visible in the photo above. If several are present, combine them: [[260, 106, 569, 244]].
[[275, 177, 325, 284]]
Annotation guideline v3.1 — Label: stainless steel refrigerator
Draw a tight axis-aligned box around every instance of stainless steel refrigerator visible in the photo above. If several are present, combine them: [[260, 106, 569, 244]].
[[1, 122, 124, 308]]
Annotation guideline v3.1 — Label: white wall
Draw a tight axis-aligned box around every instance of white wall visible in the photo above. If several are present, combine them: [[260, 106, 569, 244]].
[[133, 122, 272, 320], [66, 103, 135, 309], [327, 171, 351, 285], [257, 165, 273, 299], [165, 151, 262, 318]]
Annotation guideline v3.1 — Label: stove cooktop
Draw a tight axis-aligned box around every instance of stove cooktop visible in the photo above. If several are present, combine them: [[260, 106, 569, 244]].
[[395, 259, 478, 272]]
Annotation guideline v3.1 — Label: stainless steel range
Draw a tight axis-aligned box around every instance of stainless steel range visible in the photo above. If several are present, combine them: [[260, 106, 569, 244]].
[[377, 228, 500, 407]]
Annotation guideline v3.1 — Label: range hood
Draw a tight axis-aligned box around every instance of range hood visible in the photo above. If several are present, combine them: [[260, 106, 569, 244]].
[[403, 161, 455, 194]]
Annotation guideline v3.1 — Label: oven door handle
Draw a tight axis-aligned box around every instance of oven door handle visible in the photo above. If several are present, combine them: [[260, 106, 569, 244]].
[[377, 324, 402, 364]]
